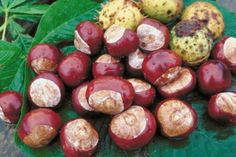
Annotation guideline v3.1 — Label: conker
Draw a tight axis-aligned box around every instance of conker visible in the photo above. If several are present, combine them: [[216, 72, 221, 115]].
[[92, 54, 124, 78], [208, 92, 236, 125], [60, 118, 99, 157], [109, 106, 156, 150], [0, 91, 22, 123], [74, 21, 104, 55], [27, 44, 62, 74], [212, 36, 236, 74], [127, 78, 155, 107], [18, 108, 62, 148], [71, 82, 94, 115], [158, 67, 196, 98], [137, 18, 170, 52], [155, 99, 197, 139], [197, 60, 232, 96], [142, 49, 182, 87], [27, 72, 65, 108], [86, 76, 135, 115], [126, 49, 146, 77], [104, 25, 139, 57], [58, 51, 91, 87]]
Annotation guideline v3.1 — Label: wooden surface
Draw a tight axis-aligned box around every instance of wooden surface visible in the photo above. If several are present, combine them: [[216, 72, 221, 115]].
[[0, 0, 235, 157]]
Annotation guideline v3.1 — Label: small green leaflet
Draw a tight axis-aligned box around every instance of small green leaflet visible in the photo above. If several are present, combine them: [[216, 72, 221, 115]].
[[0, 0, 49, 40], [0, 40, 25, 92]]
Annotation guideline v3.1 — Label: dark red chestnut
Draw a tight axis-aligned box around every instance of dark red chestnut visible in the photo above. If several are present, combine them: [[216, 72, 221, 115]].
[[0, 91, 22, 123], [86, 76, 135, 115], [212, 36, 236, 74], [72, 82, 94, 115], [27, 72, 65, 108], [92, 54, 124, 78], [60, 118, 99, 157], [74, 21, 104, 55], [198, 60, 232, 96], [104, 25, 139, 57], [137, 18, 170, 52], [18, 108, 62, 148], [58, 51, 91, 87], [142, 49, 182, 87], [127, 78, 155, 107], [158, 67, 196, 98], [27, 44, 62, 74], [109, 105, 156, 150], [208, 92, 236, 124], [155, 99, 197, 139], [126, 49, 146, 77]]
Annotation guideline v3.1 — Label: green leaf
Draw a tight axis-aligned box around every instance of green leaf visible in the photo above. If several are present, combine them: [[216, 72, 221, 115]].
[[9, 4, 49, 14], [8, 19, 25, 39], [12, 14, 41, 23], [0, 6, 3, 13], [0, 40, 25, 92], [60, 45, 76, 55], [8, 0, 27, 9], [1, 0, 11, 9], [0, 0, 49, 41], [12, 34, 33, 52], [31, 0, 102, 46]]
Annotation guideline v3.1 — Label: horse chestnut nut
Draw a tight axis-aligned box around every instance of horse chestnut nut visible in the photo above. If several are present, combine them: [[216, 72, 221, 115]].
[[86, 76, 135, 115], [58, 52, 91, 87], [60, 118, 99, 157], [27, 72, 65, 108], [128, 78, 155, 107], [137, 18, 170, 52], [158, 67, 196, 98], [197, 60, 232, 96], [18, 108, 62, 148], [109, 106, 156, 150], [208, 92, 236, 125], [126, 49, 146, 77], [155, 99, 197, 139], [0, 91, 22, 123], [27, 44, 62, 74], [142, 49, 182, 87], [72, 83, 94, 115], [74, 21, 104, 55], [104, 25, 139, 57], [92, 54, 124, 78], [212, 36, 236, 74]]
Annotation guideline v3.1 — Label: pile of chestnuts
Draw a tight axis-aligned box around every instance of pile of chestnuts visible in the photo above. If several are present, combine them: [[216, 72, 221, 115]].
[[0, 1, 236, 157]]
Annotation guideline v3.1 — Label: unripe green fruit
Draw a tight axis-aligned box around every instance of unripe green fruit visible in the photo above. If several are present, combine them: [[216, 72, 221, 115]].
[[140, 0, 183, 23], [98, 0, 143, 30], [181, 1, 224, 39], [114, 4, 144, 30], [98, 0, 126, 30], [170, 20, 213, 66]]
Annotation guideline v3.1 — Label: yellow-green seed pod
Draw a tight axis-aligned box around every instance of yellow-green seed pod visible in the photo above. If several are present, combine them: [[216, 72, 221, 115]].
[[114, 4, 144, 30], [98, 0, 126, 30], [140, 0, 183, 23], [170, 20, 213, 66], [181, 1, 224, 39]]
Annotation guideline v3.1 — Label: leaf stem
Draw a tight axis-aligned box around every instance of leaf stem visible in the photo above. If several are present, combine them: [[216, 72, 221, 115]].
[[1, 10, 9, 40]]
